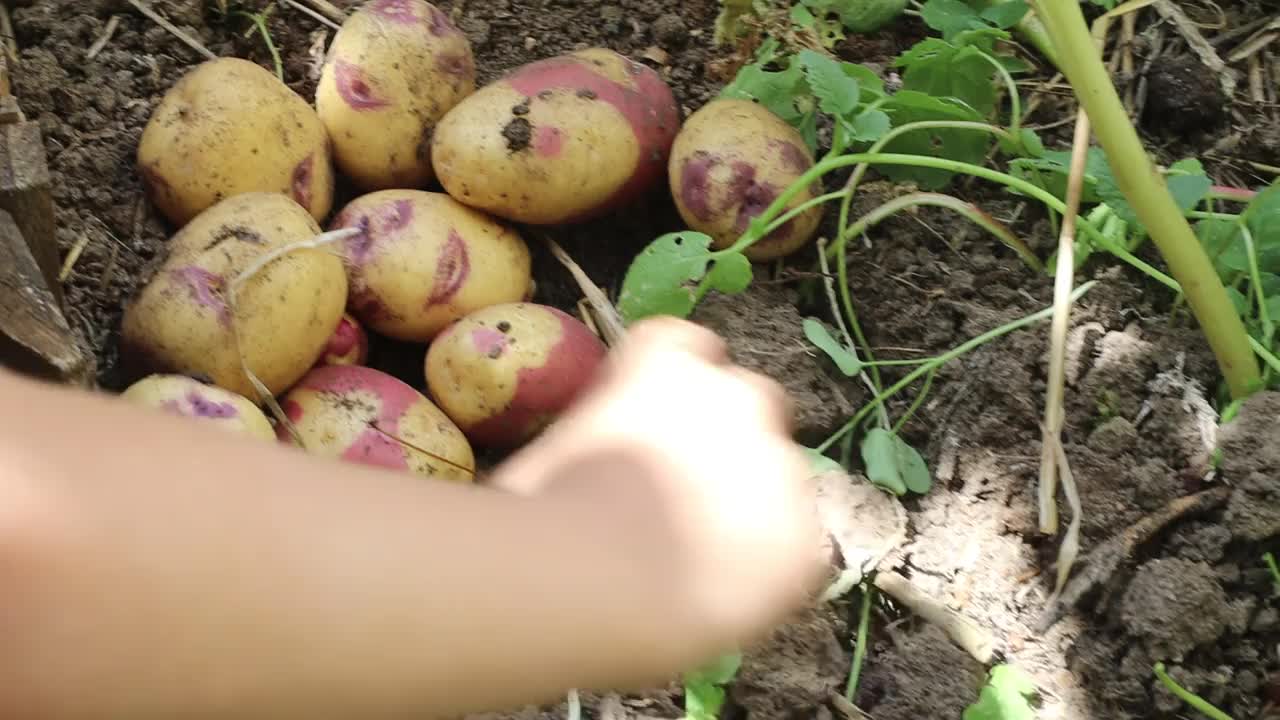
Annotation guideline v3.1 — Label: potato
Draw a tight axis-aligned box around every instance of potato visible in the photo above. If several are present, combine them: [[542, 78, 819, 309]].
[[424, 303, 607, 448], [330, 190, 533, 343], [431, 48, 680, 225], [316, 0, 476, 190], [120, 193, 348, 398], [138, 57, 335, 227], [319, 313, 370, 367], [280, 365, 474, 482], [120, 374, 275, 441], [668, 98, 822, 262]]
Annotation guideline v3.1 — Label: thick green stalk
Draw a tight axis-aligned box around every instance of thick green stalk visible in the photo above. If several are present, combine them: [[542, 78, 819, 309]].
[[1033, 0, 1261, 398]]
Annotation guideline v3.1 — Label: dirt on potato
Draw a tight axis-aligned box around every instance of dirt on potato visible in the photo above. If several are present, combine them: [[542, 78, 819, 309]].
[[11, 0, 1280, 719]]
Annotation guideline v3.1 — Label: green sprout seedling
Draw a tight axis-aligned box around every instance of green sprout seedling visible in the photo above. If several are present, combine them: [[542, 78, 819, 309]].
[[682, 653, 742, 720], [963, 665, 1039, 720], [1153, 663, 1233, 720]]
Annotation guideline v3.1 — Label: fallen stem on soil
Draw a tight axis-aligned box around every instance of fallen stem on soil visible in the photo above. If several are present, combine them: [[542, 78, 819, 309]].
[[845, 584, 876, 702], [1038, 109, 1092, 535], [817, 281, 1100, 454], [1043, 428, 1082, 602], [874, 571, 996, 664], [818, 238, 891, 430], [127, 0, 217, 60], [1032, 0, 1262, 398], [1153, 663, 1234, 720]]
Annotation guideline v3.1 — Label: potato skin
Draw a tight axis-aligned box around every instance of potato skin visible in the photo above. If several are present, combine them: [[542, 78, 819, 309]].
[[138, 57, 335, 227], [120, 374, 275, 441], [319, 313, 370, 367], [316, 0, 475, 190], [120, 193, 349, 398], [431, 48, 680, 225], [280, 365, 475, 482], [668, 98, 821, 261], [330, 190, 533, 343], [424, 303, 607, 448]]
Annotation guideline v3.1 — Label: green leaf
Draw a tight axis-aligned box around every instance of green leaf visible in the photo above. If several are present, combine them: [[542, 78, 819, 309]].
[[861, 429, 908, 495], [707, 252, 753, 294], [1227, 286, 1250, 317], [1267, 294, 1280, 321], [721, 59, 807, 126], [618, 232, 715, 323], [803, 318, 864, 376], [978, 0, 1029, 28], [921, 0, 982, 38], [998, 127, 1043, 158], [848, 108, 891, 142], [1244, 181, 1280, 250], [799, 49, 861, 117], [842, 61, 887, 98], [837, 0, 910, 32], [1166, 158, 1212, 214], [895, 38, 998, 118], [683, 653, 742, 720], [1196, 218, 1246, 279], [894, 436, 932, 494], [806, 446, 846, 475], [963, 665, 1038, 720], [791, 3, 817, 27], [880, 91, 989, 189]]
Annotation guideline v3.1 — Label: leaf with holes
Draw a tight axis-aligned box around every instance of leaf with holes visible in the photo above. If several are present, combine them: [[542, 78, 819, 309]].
[[803, 319, 863, 376], [880, 90, 989, 189], [618, 232, 716, 323], [800, 49, 861, 117], [707, 252, 753, 294]]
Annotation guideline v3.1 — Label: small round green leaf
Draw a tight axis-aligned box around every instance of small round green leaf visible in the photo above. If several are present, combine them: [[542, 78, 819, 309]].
[[707, 252, 753, 294]]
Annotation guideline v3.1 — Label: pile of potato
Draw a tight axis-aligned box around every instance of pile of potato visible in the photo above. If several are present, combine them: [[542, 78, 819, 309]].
[[118, 0, 821, 481]]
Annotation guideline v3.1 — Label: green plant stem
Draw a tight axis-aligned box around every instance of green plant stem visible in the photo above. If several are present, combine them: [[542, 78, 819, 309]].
[[818, 281, 1099, 452], [1240, 223, 1275, 367], [1251, 337, 1280, 375], [1032, 0, 1261, 398], [1264, 552, 1280, 592], [845, 584, 876, 701], [892, 368, 936, 434], [1153, 664, 1233, 720], [239, 11, 284, 81], [829, 191, 1043, 272], [977, 50, 1022, 131]]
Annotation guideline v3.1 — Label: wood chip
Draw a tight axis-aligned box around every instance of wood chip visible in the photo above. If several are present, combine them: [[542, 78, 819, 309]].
[[87, 15, 121, 60]]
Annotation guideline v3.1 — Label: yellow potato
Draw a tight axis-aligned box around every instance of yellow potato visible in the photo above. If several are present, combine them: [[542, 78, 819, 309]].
[[330, 190, 533, 343], [120, 374, 275, 441], [138, 57, 335, 227], [316, 0, 476, 190], [431, 48, 680, 225], [120, 193, 348, 398], [424, 303, 607, 448], [668, 98, 822, 261], [280, 365, 475, 482]]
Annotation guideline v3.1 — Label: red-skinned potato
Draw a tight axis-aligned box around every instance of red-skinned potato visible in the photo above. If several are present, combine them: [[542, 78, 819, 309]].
[[319, 313, 370, 367], [316, 0, 476, 190], [669, 98, 822, 261], [280, 365, 475, 482], [424, 303, 607, 448], [431, 48, 680, 225], [120, 193, 348, 398], [138, 58, 334, 227], [330, 190, 533, 343], [120, 374, 275, 441]]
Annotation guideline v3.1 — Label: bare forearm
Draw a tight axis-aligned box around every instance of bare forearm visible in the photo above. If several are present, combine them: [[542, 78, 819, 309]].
[[0, 371, 675, 718]]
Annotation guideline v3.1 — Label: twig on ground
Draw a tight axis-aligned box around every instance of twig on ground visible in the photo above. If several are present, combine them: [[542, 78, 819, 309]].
[[873, 571, 997, 664], [1038, 107, 1091, 535], [127, 0, 216, 60], [1043, 428, 1082, 603], [87, 15, 121, 60], [298, 0, 348, 23], [1249, 54, 1266, 103], [566, 689, 582, 720], [1037, 486, 1230, 632], [58, 232, 92, 282], [1153, 0, 1238, 96], [543, 236, 625, 347], [1226, 19, 1279, 63], [279, 0, 343, 31], [0, 3, 17, 65], [818, 237, 891, 430]]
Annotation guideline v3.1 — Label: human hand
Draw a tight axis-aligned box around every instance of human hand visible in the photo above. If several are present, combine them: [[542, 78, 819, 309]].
[[489, 316, 825, 673]]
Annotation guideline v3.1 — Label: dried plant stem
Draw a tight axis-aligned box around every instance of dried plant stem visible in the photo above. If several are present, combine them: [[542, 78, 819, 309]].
[[544, 237, 626, 347], [280, 0, 343, 30], [127, 0, 216, 59], [873, 571, 996, 664], [297, 0, 347, 24], [1038, 110, 1091, 535], [1043, 428, 1082, 601]]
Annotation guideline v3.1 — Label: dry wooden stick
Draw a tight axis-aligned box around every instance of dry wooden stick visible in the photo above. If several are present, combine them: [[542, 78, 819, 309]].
[[544, 237, 626, 348], [127, 0, 216, 60], [0, 3, 17, 66], [87, 15, 122, 60], [280, 0, 343, 30], [873, 571, 996, 664], [1153, 0, 1238, 96], [297, 0, 348, 24]]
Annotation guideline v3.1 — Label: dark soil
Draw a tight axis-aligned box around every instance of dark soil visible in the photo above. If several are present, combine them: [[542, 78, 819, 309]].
[[10, 1, 1280, 719]]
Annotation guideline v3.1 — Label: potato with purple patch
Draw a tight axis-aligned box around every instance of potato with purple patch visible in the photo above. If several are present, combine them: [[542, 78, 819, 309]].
[[120, 193, 349, 398], [319, 313, 370, 367], [668, 98, 822, 261], [280, 365, 475, 482], [424, 303, 607, 448], [431, 48, 680, 225], [330, 189, 533, 343], [138, 57, 335, 227], [120, 374, 275, 441], [316, 0, 476, 190]]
